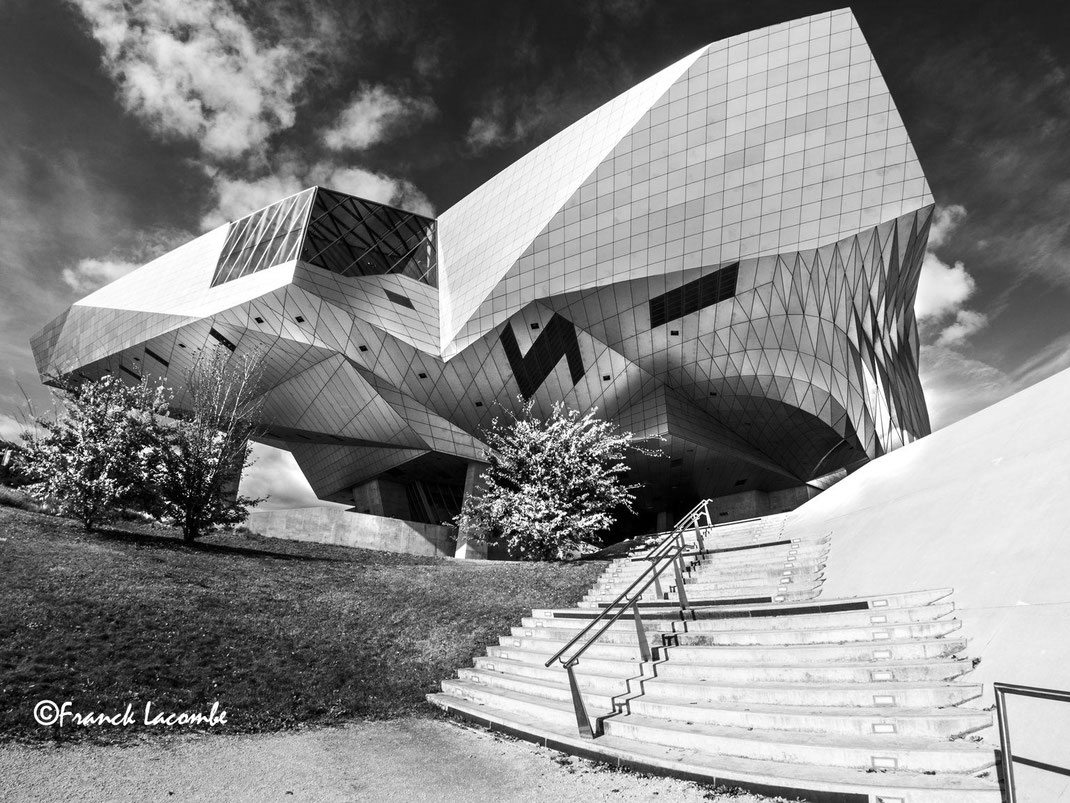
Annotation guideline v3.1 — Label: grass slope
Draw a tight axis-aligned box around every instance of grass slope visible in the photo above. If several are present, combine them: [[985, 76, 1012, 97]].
[[0, 506, 604, 742]]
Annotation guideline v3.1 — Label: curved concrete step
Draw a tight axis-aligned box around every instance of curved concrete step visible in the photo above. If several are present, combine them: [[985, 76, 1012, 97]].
[[428, 693, 1001, 802], [524, 602, 956, 634], [456, 669, 990, 739], [604, 712, 996, 774], [577, 587, 952, 613], [509, 617, 961, 648], [472, 657, 981, 706], [499, 633, 968, 664], [641, 676, 983, 708], [484, 647, 973, 684], [625, 697, 991, 739], [663, 637, 968, 665], [436, 682, 995, 774]]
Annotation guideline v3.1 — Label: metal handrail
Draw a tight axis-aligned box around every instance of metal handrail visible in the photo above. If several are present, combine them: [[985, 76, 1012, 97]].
[[543, 499, 715, 738], [994, 681, 1070, 802]]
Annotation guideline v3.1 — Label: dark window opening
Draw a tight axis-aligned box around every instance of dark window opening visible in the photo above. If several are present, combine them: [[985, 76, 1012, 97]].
[[530, 322, 540, 330], [119, 365, 141, 380], [649, 261, 739, 327], [254, 316, 264, 324], [385, 289, 415, 309], [602, 374, 611, 381], [358, 345, 368, 352], [208, 327, 236, 352], [295, 315, 305, 323], [475, 401, 484, 407], [418, 372, 428, 379], [500, 313, 585, 398], [144, 348, 169, 368]]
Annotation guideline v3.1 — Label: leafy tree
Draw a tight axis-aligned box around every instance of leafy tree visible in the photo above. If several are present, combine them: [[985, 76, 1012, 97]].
[[149, 347, 266, 541], [19, 375, 167, 530], [456, 399, 656, 560]]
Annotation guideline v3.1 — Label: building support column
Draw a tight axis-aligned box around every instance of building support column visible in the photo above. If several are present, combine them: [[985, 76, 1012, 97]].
[[656, 510, 670, 534], [455, 460, 489, 560]]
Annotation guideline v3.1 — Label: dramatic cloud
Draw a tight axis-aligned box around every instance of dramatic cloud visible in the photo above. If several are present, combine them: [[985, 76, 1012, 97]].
[[934, 309, 989, 348], [926, 203, 967, 248], [61, 257, 140, 294], [68, 0, 321, 161], [0, 412, 25, 443], [465, 93, 547, 153], [921, 330, 1070, 430], [915, 205, 988, 349], [322, 86, 437, 151], [915, 254, 977, 321], [204, 162, 435, 228]]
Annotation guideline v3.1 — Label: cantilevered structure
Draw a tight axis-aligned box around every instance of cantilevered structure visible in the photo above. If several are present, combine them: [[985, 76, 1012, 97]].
[[33, 8, 933, 534]]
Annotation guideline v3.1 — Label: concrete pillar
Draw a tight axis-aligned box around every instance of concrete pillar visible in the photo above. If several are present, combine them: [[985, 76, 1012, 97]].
[[351, 479, 385, 516], [656, 510, 670, 533], [350, 478, 413, 520], [455, 460, 489, 560]]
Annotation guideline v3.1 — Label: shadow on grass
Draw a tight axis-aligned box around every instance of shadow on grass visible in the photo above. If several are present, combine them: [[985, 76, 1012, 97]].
[[92, 525, 339, 563]]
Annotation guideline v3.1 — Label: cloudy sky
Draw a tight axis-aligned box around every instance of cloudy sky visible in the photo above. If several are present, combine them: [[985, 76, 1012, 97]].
[[2, 0, 1069, 509]]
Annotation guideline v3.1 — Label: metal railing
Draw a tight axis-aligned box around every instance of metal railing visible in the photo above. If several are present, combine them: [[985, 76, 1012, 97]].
[[994, 682, 1070, 802], [543, 500, 715, 738]]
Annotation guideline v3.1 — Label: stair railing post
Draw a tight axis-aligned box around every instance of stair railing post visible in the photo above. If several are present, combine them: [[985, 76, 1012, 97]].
[[692, 512, 705, 553], [564, 661, 595, 739], [673, 551, 690, 610], [652, 560, 664, 599], [994, 684, 1018, 803], [632, 600, 652, 662]]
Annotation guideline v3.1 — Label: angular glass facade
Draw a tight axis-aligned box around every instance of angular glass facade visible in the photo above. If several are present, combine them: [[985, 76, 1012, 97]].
[[211, 187, 437, 289], [33, 9, 934, 529]]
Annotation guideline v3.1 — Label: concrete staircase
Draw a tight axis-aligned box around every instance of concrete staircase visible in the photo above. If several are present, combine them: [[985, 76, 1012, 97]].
[[428, 516, 1002, 802]]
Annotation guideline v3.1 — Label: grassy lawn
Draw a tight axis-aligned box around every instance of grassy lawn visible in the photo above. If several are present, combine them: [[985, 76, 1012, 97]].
[[0, 505, 604, 742]]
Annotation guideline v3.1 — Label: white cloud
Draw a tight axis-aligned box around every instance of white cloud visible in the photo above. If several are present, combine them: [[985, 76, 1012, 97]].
[[464, 92, 547, 153], [203, 162, 435, 229], [927, 203, 967, 248], [915, 204, 989, 349], [466, 114, 509, 151], [0, 412, 26, 443], [920, 345, 1015, 430], [59, 228, 190, 293], [240, 441, 347, 510], [922, 330, 1070, 431], [322, 86, 436, 151], [935, 309, 989, 348], [61, 257, 140, 294], [915, 253, 976, 321], [69, 0, 317, 161]]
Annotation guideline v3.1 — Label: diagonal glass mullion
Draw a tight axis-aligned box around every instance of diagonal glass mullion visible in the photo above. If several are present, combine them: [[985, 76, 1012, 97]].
[[332, 210, 421, 277], [303, 198, 374, 268]]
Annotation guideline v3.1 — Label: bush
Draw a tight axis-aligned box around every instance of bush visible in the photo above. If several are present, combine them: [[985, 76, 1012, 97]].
[[456, 399, 658, 560]]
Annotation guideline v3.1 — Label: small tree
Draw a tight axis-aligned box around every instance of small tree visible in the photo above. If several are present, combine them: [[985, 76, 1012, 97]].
[[150, 347, 265, 541], [456, 399, 656, 560], [19, 375, 167, 530]]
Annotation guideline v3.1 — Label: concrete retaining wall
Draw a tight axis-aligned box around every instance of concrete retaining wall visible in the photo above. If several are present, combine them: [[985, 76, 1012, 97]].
[[245, 506, 456, 558]]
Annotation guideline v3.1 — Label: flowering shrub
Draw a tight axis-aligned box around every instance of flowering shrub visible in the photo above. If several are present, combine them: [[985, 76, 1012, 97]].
[[20, 375, 167, 531], [456, 399, 658, 560]]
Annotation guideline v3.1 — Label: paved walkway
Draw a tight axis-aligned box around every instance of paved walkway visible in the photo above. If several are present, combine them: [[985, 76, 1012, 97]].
[[0, 717, 775, 802]]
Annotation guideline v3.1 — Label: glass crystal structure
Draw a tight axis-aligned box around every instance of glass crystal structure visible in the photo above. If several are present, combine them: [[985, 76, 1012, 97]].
[[32, 9, 933, 527]]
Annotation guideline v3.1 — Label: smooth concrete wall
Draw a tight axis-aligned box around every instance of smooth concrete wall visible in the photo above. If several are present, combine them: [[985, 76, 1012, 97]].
[[246, 506, 456, 558], [786, 366, 1070, 701]]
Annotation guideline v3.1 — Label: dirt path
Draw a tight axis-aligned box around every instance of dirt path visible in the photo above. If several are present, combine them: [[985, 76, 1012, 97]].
[[0, 717, 780, 802]]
